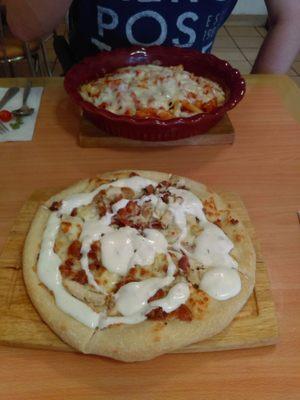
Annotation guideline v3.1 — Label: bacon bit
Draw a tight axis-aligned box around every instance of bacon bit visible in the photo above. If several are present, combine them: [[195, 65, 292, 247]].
[[93, 192, 104, 203], [140, 268, 147, 276], [110, 194, 123, 205], [148, 289, 165, 303], [178, 255, 190, 274], [112, 217, 126, 227], [171, 304, 192, 321], [67, 240, 82, 260], [61, 221, 72, 233], [129, 172, 139, 177], [125, 201, 140, 215], [150, 219, 163, 229], [128, 267, 137, 277], [158, 180, 171, 189], [116, 207, 128, 220], [91, 242, 100, 252], [70, 208, 78, 217], [97, 202, 107, 217], [59, 263, 73, 278], [147, 307, 168, 320], [214, 219, 222, 228], [229, 218, 239, 225], [49, 201, 62, 211], [65, 258, 74, 268], [113, 201, 144, 228], [161, 192, 170, 204], [88, 249, 98, 260], [89, 262, 100, 271], [72, 270, 88, 285], [144, 184, 154, 195]]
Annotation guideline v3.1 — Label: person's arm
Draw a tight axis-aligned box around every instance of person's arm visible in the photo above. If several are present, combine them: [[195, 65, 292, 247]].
[[4, 0, 72, 41], [252, 0, 300, 73]]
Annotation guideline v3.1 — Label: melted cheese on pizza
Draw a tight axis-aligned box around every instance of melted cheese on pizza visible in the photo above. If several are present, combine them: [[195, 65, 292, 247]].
[[38, 174, 241, 329], [80, 64, 225, 119]]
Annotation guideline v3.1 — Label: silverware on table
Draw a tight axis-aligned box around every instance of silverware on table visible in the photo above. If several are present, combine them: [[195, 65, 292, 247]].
[[12, 81, 34, 117], [0, 87, 19, 110], [0, 87, 20, 134], [0, 120, 9, 134]]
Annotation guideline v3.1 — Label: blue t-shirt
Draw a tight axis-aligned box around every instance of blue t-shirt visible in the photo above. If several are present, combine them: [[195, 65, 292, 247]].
[[69, 0, 237, 60]]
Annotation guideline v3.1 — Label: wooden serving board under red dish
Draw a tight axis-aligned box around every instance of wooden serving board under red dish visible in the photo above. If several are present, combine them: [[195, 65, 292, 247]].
[[0, 189, 278, 355], [79, 114, 235, 148]]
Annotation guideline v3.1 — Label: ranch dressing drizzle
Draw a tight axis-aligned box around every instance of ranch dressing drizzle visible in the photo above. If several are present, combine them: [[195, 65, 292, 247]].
[[60, 187, 103, 215], [37, 176, 162, 327], [193, 222, 238, 269], [38, 175, 241, 330], [79, 198, 129, 292], [115, 276, 174, 316], [166, 188, 238, 272], [98, 278, 190, 328], [167, 188, 207, 248], [199, 267, 241, 300], [150, 282, 190, 313], [101, 176, 157, 193], [37, 213, 99, 328], [60, 176, 156, 216], [80, 218, 113, 293], [100, 227, 168, 276]]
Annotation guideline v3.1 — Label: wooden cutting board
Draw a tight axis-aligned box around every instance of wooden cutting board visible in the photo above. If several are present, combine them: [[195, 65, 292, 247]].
[[79, 114, 235, 148], [0, 189, 278, 354]]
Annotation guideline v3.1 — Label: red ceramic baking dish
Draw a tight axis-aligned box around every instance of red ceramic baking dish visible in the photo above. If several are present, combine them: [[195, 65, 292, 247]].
[[64, 46, 246, 141]]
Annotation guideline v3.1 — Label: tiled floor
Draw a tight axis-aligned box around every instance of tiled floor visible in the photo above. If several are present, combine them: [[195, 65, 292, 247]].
[[212, 25, 300, 81], [2, 25, 300, 87]]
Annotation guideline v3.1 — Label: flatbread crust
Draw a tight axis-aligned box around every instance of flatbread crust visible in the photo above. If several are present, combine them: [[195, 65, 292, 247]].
[[23, 170, 256, 362]]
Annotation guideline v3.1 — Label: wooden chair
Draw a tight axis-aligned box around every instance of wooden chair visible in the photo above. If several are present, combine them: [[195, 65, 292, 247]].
[[0, 6, 52, 77]]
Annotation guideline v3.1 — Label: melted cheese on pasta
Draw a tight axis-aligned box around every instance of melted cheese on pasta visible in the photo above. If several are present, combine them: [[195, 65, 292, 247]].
[[80, 64, 225, 119]]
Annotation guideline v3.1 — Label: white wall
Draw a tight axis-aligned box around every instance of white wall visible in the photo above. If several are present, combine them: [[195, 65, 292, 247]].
[[232, 0, 267, 15]]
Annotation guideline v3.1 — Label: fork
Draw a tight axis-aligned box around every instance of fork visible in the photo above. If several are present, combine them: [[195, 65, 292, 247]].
[[0, 120, 9, 134]]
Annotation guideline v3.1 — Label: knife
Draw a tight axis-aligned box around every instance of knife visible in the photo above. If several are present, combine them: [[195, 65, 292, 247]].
[[0, 87, 20, 109]]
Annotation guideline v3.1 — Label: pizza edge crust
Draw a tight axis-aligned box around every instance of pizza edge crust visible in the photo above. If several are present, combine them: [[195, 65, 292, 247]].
[[23, 170, 256, 362]]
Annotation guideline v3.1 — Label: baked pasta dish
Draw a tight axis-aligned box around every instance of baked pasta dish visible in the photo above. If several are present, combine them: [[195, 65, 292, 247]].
[[80, 65, 225, 120]]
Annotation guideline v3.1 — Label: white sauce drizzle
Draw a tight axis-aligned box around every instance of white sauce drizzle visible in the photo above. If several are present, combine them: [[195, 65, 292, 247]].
[[38, 175, 241, 330], [103, 176, 157, 193], [150, 282, 190, 313], [98, 277, 191, 328], [100, 227, 168, 276], [37, 213, 99, 328], [80, 218, 113, 293], [167, 187, 207, 248], [199, 267, 241, 301], [60, 187, 102, 215], [115, 276, 174, 316], [193, 222, 238, 269]]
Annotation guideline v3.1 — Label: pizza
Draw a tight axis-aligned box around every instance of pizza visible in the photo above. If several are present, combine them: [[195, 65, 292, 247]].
[[23, 170, 256, 362], [79, 64, 225, 119]]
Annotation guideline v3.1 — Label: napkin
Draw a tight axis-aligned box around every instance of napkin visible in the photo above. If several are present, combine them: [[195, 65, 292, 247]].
[[0, 86, 44, 142]]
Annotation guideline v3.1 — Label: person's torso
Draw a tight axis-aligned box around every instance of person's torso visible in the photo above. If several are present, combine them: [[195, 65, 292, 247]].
[[69, 0, 238, 60]]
